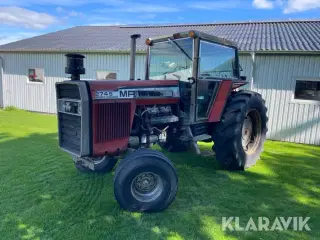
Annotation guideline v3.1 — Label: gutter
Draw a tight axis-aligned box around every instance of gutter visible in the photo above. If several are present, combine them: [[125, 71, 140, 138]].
[[240, 50, 320, 55], [0, 49, 147, 54], [0, 49, 319, 55]]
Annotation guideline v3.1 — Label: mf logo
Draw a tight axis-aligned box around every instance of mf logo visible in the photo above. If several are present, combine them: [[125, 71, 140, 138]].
[[119, 90, 136, 98], [222, 217, 311, 232]]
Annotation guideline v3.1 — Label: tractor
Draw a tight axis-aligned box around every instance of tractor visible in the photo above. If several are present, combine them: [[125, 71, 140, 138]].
[[55, 30, 268, 212]]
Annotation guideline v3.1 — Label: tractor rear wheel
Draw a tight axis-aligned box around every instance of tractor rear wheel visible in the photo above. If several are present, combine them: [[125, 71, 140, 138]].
[[73, 156, 118, 173], [114, 148, 178, 212], [212, 90, 268, 170]]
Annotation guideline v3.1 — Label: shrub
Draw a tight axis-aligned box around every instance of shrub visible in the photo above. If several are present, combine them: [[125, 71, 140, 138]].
[[4, 106, 18, 111]]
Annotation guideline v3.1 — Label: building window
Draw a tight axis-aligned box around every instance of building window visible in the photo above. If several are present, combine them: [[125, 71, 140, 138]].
[[294, 79, 320, 101], [96, 71, 117, 80], [28, 68, 44, 83]]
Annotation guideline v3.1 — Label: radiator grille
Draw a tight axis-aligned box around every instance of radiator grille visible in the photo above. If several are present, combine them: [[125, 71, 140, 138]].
[[57, 84, 81, 100], [96, 102, 131, 142], [59, 113, 81, 154]]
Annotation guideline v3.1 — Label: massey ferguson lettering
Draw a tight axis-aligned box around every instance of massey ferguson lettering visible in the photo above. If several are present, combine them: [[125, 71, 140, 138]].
[[95, 87, 179, 99]]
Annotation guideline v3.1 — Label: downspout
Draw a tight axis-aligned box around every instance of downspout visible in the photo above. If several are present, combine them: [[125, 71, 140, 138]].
[[250, 52, 255, 90], [0, 55, 4, 108]]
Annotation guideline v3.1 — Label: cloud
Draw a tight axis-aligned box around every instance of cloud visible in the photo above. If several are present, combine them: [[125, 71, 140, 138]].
[[0, 0, 123, 7], [98, 3, 180, 13], [54, 6, 83, 17], [56, 6, 64, 12], [137, 14, 157, 20], [0, 6, 57, 29], [284, 0, 320, 13], [252, 0, 275, 9], [2, 1, 179, 13], [0, 31, 41, 45], [189, 0, 247, 10], [122, 5, 179, 13], [252, 0, 320, 13], [69, 10, 83, 17]]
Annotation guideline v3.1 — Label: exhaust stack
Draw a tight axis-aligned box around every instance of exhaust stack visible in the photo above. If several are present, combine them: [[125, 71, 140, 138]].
[[65, 53, 85, 81], [129, 34, 141, 80]]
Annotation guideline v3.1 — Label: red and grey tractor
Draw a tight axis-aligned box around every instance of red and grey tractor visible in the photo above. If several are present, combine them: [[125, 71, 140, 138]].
[[56, 30, 268, 212]]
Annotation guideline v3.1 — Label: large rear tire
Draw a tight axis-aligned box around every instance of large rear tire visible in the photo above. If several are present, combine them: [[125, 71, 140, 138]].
[[114, 149, 178, 212], [212, 90, 268, 170]]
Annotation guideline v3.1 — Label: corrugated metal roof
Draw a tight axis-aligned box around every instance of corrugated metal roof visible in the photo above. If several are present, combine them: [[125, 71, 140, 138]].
[[0, 20, 319, 52]]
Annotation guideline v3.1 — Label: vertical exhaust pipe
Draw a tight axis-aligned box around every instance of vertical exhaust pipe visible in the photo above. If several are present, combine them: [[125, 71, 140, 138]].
[[130, 34, 141, 80]]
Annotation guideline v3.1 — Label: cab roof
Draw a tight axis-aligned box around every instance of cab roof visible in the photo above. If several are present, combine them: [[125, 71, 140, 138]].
[[147, 30, 238, 49]]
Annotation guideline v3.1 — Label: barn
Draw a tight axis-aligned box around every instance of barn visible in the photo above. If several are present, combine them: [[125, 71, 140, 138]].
[[0, 20, 319, 145]]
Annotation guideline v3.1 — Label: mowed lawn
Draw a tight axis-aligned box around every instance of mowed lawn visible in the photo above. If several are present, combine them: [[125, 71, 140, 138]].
[[0, 109, 319, 240]]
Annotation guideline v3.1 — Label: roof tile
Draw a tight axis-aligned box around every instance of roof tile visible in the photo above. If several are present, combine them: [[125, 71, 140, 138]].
[[0, 20, 319, 52]]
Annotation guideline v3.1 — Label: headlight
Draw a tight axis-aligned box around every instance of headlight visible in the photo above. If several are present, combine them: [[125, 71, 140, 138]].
[[58, 100, 81, 115]]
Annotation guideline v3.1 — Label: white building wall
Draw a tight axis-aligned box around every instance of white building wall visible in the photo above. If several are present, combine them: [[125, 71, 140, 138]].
[[0, 52, 145, 113], [0, 52, 319, 145], [251, 54, 320, 145]]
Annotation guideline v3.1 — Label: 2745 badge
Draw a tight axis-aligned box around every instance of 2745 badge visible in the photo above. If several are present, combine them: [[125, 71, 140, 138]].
[[95, 91, 117, 99]]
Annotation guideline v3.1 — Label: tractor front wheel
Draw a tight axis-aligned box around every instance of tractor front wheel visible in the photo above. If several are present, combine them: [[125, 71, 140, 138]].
[[212, 90, 268, 170], [114, 149, 178, 212], [73, 156, 118, 173]]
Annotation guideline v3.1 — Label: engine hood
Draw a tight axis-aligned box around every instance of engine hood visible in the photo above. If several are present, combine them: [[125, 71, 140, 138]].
[[88, 80, 179, 90], [86, 80, 180, 100]]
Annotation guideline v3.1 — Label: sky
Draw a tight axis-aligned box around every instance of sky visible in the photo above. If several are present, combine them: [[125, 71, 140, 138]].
[[0, 0, 319, 45]]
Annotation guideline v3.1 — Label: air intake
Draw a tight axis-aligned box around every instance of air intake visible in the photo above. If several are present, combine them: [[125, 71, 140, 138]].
[[65, 53, 85, 81]]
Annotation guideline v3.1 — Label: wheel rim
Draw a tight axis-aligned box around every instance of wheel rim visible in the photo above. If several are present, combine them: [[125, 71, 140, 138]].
[[241, 110, 262, 155], [131, 172, 163, 202]]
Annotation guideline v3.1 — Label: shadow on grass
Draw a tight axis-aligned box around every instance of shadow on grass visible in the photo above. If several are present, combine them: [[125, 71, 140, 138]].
[[0, 133, 319, 240]]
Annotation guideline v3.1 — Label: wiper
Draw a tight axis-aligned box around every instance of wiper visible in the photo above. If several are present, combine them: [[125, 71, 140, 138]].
[[168, 38, 192, 61]]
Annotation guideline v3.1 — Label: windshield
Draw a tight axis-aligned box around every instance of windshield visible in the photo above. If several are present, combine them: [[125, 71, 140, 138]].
[[149, 38, 193, 81]]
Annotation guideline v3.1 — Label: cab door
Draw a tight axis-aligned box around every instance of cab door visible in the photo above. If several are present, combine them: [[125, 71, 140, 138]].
[[196, 40, 237, 121]]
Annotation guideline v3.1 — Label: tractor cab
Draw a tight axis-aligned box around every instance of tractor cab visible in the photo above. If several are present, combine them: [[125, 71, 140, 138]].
[[143, 30, 246, 122]]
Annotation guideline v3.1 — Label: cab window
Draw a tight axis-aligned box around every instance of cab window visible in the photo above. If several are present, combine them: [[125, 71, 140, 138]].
[[199, 41, 236, 79]]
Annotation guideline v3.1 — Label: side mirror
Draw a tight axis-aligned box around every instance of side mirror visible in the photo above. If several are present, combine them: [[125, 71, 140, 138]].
[[240, 76, 247, 81]]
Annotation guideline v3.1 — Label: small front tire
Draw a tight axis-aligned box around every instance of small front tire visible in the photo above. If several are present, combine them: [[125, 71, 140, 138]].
[[114, 149, 178, 212]]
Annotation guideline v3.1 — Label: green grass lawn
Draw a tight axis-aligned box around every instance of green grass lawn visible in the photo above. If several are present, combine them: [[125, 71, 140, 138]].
[[0, 109, 319, 240]]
